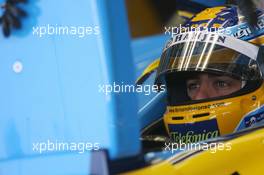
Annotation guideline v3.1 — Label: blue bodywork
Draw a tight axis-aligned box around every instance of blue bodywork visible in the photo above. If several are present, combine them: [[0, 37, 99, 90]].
[[132, 35, 168, 129], [0, 0, 142, 174]]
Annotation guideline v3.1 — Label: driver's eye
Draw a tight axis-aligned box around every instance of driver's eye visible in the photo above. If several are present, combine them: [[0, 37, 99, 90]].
[[214, 81, 229, 89], [187, 83, 200, 91]]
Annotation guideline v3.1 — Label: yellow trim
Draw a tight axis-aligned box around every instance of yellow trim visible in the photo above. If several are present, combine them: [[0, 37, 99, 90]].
[[191, 7, 225, 22], [178, 10, 194, 19], [123, 127, 264, 175], [250, 35, 264, 45], [136, 58, 160, 84]]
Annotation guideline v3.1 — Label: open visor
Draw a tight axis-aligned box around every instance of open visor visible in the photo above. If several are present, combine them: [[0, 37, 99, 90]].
[[155, 32, 262, 85]]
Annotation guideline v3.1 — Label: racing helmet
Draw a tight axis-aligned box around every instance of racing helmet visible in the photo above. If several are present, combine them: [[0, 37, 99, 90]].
[[155, 6, 264, 143]]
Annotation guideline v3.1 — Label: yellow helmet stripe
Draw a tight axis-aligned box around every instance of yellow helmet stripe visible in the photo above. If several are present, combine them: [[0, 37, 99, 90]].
[[136, 58, 160, 85]]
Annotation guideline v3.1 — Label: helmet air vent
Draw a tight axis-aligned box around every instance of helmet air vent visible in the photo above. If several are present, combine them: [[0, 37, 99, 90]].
[[172, 116, 184, 120], [193, 113, 210, 118]]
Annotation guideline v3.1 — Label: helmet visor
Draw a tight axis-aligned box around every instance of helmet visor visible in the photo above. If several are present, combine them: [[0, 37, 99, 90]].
[[155, 32, 262, 84]]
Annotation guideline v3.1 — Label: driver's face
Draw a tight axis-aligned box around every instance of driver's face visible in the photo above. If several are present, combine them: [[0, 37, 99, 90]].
[[186, 73, 242, 100]]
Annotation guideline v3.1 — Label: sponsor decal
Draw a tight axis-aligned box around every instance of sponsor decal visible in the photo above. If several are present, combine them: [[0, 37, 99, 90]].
[[172, 32, 226, 45], [235, 105, 264, 131], [169, 102, 225, 113], [245, 111, 264, 128], [169, 119, 220, 143], [229, 15, 264, 41], [163, 31, 227, 51]]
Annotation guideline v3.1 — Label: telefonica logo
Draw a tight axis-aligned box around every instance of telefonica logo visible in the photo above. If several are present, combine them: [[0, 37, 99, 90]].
[[170, 130, 219, 143]]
